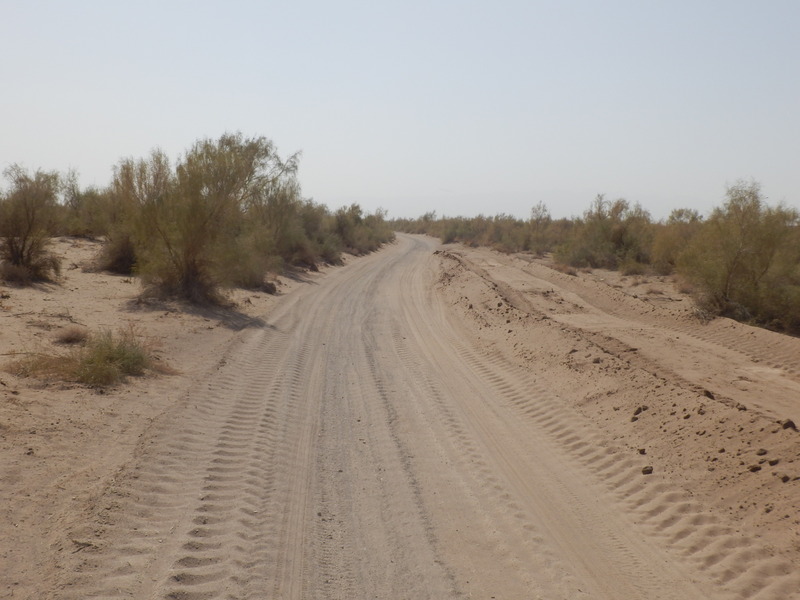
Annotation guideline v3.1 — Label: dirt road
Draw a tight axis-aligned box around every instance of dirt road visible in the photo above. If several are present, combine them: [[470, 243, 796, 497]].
[[45, 234, 800, 599]]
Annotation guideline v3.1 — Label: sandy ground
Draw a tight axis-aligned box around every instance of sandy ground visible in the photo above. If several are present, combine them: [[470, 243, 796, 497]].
[[1, 234, 798, 599]]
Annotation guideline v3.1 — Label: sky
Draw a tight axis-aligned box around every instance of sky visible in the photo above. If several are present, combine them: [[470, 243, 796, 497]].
[[1, 0, 799, 221]]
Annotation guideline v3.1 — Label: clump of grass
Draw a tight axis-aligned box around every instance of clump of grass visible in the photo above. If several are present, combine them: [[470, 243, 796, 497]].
[[73, 327, 151, 386], [9, 326, 155, 387], [54, 325, 89, 345]]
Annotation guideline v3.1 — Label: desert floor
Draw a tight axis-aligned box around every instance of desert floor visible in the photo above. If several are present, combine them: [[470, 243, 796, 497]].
[[1, 233, 798, 599]]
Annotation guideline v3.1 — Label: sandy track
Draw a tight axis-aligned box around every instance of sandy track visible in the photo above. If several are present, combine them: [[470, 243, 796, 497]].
[[45, 234, 799, 599]]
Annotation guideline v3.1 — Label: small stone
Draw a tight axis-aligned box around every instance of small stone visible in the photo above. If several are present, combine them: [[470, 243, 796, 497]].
[[642, 466, 654, 475], [748, 465, 762, 472], [638, 448, 646, 455], [703, 389, 715, 400], [631, 416, 639, 422], [768, 458, 780, 466], [778, 473, 790, 483], [781, 419, 797, 431], [756, 448, 768, 456]]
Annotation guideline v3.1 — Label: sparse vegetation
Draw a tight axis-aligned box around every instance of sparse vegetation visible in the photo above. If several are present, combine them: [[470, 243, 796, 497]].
[[9, 326, 155, 386], [9, 136, 797, 335], [394, 180, 800, 334], [25, 132, 393, 302]]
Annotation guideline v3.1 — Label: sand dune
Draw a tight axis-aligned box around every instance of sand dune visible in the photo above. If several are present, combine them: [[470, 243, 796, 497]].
[[1, 234, 798, 599]]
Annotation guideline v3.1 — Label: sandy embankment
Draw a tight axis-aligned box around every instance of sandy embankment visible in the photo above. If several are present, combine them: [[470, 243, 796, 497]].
[[435, 245, 800, 590]]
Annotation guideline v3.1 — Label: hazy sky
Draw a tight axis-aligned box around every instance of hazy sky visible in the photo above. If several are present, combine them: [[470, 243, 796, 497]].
[[2, 1, 799, 220]]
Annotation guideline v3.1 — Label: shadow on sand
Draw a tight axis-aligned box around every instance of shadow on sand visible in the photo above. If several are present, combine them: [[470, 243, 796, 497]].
[[124, 297, 270, 331]]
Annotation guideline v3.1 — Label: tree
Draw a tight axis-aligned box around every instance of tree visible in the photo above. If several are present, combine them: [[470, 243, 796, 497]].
[[0, 165, 62, 282], [133, 133, 300, 302], [678, 180, 800, 330]]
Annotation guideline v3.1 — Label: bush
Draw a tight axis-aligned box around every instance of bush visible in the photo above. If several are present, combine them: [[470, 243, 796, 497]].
[[73, 328, 151, 385], [54, 325, 89, 345], [129, 134, 303, 303], [555, 196, 653, 269], [98, 233, 137, 275], [650, 208, 702, 275], [0, 165, 62, 283], [677, 181, 800, 332], [9, 326, 154, 386]]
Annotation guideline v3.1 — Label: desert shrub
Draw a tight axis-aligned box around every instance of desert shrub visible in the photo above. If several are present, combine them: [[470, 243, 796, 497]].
[[126, 134, 299, 303], [73, 328, 151, 385], [619, 258, 649, 276], [677, 181, 800, 332], [98, 233, 138, 275], [54, 325, 89, 345], [0, 165, 62, 283], [9, 327, 153, 386], [60, 171, 111, 238], [555, 196, 653, 269], [528, 202, 553, 255], [651, 208, 703, 275], [335, 204, 394, 254]]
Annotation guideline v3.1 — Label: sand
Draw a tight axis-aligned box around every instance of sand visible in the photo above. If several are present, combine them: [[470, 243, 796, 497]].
[[1, 234, 798, 599]]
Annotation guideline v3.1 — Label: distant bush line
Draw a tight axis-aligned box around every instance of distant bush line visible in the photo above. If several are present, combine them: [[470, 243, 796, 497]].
[[392, 184, 800, 335], [0, 133, 394, 303]]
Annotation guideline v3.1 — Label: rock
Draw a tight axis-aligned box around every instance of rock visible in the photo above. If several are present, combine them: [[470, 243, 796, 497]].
[[781, 419, 797, 431], [703, 389, 715, 400], [642, 466, 654, 475], [748, 465, 762, 473], [777, 473, 790, 483], [756, 448, 768, 456], [638, 448, 646, 455], [768, 458, 780, 466]]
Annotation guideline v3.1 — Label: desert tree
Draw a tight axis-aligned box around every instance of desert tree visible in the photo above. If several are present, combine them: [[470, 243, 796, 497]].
[[135, 133, 300, 302], [0, 165, 62, 282], [529, 201, 553, 255], [678, 180, 800, 330]]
